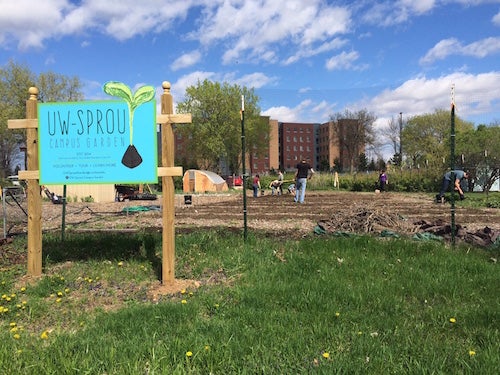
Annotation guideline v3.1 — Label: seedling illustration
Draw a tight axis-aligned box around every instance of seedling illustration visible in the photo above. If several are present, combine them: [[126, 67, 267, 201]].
[[103, 81, 155, 168]]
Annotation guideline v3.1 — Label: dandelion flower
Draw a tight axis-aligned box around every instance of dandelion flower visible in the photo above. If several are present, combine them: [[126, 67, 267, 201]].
[[20, 287, 26, 292], [118, 261, 123, 267], [186, 351, 193, 357], [64, 288, 70, 293], [13, 334, 21, 340], [469, 350, 476, 357], [10, 327, 18, 333], [335, 312, 340, 317], [181, 289, 186, 294], [56, 298, 62, 303], [204, 345, 210, 351], [181, 299, 187, 304], [449, 318, 456, 323], [189, 292, 193, 297], [10, 322, 17, 327], [57, 292, 63, 297], [40, 330, 49, 340], [322, 352, 330, 359]]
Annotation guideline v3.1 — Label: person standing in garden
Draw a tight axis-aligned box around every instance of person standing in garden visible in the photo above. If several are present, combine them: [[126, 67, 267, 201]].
[[379, 170, 388, 192], [252, 174, 261, 197], [294, 159, 314, 203]]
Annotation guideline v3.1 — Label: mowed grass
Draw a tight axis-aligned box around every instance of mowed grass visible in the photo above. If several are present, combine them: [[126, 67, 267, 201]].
[[1, 230, 498, 374]]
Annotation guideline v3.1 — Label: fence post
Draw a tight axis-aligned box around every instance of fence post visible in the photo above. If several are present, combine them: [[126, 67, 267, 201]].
[[160, 82, 175, 284], [26, 87, 42, 276]]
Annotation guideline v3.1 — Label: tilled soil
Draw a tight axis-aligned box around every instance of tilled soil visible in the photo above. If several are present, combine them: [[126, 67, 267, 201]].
[[3, 191, 498, 242]]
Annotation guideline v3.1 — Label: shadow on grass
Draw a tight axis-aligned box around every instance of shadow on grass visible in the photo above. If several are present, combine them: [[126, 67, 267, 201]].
[[42, 231, 163, 280]]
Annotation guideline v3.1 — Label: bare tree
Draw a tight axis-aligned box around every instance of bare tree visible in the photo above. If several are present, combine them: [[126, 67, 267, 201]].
[[329, 109, 377, 173]]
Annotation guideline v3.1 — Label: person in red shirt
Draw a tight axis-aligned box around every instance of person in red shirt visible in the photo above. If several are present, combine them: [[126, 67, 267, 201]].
[[252, 174, 261, 197]]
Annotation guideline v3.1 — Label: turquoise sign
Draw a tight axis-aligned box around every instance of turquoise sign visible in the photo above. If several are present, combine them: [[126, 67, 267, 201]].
[[38, 83, 157, 185]]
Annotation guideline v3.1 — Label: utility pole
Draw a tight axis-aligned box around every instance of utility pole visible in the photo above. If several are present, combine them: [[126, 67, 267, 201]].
[[399, 112, 403, 159]]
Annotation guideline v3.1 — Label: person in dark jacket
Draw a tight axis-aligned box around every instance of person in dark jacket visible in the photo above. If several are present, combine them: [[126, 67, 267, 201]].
[[436, 170, 469, 203]]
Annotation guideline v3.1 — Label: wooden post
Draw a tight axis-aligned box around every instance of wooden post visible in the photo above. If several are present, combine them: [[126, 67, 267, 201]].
[[160, 82, 176, 284], [26, 87, 42, 276]]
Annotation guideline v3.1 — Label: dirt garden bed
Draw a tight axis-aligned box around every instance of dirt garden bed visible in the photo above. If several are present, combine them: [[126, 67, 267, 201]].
[[2, 191, 499, 246]]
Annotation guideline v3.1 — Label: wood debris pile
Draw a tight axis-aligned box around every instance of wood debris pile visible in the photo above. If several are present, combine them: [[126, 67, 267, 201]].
[[317, 208, 416, 236], [317, 209, 500, 247], [414, 219, 500, 247]]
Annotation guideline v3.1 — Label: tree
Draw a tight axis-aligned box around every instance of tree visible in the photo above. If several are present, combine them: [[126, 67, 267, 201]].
[[0, 61, 83, 178], [0, 61, 35, 178], [382, 115, 402, 167], [329, 109, 377, 173], [401, 109, 474, 172], [176, 80, 265, 175], [457, 123, 500, 192]]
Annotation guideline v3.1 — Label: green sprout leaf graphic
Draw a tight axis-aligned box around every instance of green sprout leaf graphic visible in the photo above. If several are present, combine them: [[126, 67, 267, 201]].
[[103, 81, 155, 168]]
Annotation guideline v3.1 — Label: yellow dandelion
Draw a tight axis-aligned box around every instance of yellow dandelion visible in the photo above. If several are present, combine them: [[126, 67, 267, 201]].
[[449, 317, 456, 323], [1, 294, 7, 299], [204, 345, 210, 351], [11, 293, 16, 298], [322, 352, 330, 359], [13, 333, 21, 340], [2, 307, 8, 313], [335, 312, 340, 317], [214, 303, 219, 308], [186, 351, 193, 357], [118, 261, 123, 267], [10, 327, 18, 333], [57, 292, 63, 297], [20, 287, 26, 292], [40, 330, 49, 340], [181, 299, 187, 304], [64, 288, 70, 293], [6, 297, 11, 302], [469, 350, 476, 357], [189, 292, 194, 297], [56, 298, 62, 303], [10, 322, 17, 327], [59, 276, 65, 281], [181, 289, 186, 294]]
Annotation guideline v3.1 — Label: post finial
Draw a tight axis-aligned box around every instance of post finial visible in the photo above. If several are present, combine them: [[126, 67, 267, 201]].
[[28, 87, 39, 100], [162, 81, 171, 93]]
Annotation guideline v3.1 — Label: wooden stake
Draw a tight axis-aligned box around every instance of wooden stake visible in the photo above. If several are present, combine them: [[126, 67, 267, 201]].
[[26, 87, 42, 276], [160, 82, 176, 284]]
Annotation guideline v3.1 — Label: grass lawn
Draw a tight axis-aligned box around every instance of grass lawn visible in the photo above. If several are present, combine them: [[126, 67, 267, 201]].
[[1, 230, 499, 374]]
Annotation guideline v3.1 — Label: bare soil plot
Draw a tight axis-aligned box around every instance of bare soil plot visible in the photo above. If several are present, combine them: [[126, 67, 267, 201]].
[[3, 191, 498, 244]]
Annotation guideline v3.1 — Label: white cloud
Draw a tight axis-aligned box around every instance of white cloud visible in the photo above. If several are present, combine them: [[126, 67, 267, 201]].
[[420, 37, 500, 64], [195, 0, 351, 64], [171, 50, 202, 71], [493, 10, 500, 25], [362, 71, 500, 121], [262, 99, 333, 123], [171, 70, 216, 101], [284, 38, 348, 65], [234, 72, 277, 89], [325, 50, 368, 71], [0, 0, 72, 49]]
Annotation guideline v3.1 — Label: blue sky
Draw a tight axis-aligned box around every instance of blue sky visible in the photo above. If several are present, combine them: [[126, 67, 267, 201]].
[[1, 0, 500, 158]]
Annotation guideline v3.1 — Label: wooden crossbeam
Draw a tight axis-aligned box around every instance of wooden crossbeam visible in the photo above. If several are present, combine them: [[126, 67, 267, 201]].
[[8, 119, 38, 129], [157, 113, 192, 124], [18, 167, 182, 180]]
